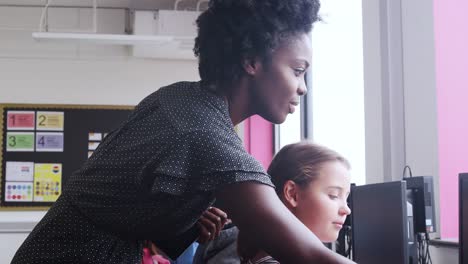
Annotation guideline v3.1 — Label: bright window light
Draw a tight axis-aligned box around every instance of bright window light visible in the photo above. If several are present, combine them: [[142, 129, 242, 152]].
[[310, 0, 366, 185]]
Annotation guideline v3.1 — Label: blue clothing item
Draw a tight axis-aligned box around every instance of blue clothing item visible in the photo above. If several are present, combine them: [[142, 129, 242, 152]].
[[172, 243, 199, 264]]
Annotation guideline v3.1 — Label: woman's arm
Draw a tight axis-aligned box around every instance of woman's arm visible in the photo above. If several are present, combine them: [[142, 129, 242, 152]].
[[216, 182, 356, 264]]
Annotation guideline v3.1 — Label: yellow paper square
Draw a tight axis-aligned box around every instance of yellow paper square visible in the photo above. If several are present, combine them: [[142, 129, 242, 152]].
[[33, 163, 62, 202], [36, 111, 64, 131]]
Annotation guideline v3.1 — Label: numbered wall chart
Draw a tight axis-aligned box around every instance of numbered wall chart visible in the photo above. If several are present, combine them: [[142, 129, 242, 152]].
[[3, 110, 64, 206], [0, 104, 133, 209]]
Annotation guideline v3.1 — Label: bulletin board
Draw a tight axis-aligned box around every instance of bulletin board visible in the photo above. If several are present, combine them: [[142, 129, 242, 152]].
[[0, 104, 134, 210]]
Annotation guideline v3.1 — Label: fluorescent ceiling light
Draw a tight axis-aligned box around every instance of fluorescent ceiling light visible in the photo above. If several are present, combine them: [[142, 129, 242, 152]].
[[32, 32, 193, 46]]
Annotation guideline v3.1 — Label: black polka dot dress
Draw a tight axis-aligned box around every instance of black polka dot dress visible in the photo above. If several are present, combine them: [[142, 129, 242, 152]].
[[11, 81, 273, 264]]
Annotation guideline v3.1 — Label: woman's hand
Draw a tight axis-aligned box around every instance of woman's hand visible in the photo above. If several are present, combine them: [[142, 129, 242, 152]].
[[197, 207, 230, 244]]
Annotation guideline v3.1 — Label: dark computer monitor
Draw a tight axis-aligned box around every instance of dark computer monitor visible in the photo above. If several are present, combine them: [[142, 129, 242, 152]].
[[405, 176, 437, 233], [351, 181, 409, 264], [459, 173, 468, 264]]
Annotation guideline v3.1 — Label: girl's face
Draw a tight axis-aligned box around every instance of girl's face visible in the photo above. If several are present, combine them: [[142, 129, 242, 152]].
[[247, 33, 312, 124], [291, 161, 351, 243]]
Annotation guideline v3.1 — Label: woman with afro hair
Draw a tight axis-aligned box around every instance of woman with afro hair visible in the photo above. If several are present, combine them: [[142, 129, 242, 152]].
[[12, 0, 356, 263]]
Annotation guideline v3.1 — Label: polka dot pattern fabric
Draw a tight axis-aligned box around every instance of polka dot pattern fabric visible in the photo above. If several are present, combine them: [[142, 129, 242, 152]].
[[12, 81, 273, 264]]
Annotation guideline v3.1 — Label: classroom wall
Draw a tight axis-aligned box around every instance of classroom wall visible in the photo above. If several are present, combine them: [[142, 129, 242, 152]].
[[434, 0, 468, 239], [374, 0, 468, 242], [0, 5, 199, 263], [1, 1, 464, 263], [364, 0, 468, 243], [0, 5, 274, 263], [400, 0, 440, 242], [362, 0, 456, 261], [362, 0, 438, 191]]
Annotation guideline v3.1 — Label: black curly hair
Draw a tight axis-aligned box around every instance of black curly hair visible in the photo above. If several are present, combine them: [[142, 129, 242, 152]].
[[194, 0, 321, 93]]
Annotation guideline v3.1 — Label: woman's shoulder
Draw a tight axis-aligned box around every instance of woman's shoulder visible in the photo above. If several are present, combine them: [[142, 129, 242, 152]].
[[159, 81, 198, 92], [133, 81, 229, 132], [132, 81, 194, 113], [156, 81, 227, 118], [135, 81, 199, 108], [157, 81, 210, 99]]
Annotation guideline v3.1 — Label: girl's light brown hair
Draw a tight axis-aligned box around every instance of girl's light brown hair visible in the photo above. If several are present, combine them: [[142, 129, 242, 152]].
[[268, 141, 350, 197]]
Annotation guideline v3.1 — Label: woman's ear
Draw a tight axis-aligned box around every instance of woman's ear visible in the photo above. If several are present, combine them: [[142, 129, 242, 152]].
[[282, 180, 299, 208], [242, 56, 262, 76]]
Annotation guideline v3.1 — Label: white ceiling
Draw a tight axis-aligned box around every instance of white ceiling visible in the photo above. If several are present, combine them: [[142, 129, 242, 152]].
[[0, 0, 205, 10]]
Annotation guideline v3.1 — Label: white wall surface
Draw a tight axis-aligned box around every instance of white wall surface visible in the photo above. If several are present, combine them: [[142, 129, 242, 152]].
[[362, 0, 441, 235], [362, 0, 438, 201], [0, 5, 198, 263], [362, 0, 452, 262], [0, 232, 29, 263], [400, 0, 440, 237]]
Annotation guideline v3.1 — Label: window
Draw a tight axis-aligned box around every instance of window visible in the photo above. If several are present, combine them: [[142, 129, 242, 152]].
[[310, 0, 366, 185]]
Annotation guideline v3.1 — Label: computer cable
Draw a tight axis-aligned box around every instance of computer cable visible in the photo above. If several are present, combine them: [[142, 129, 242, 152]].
[[402, 165, 413, 179]]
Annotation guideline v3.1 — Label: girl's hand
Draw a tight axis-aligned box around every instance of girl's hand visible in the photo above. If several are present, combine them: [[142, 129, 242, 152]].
[[197, 207, 231, 243]]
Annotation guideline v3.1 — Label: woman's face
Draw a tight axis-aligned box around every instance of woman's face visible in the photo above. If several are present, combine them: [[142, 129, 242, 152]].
[[248, 33, 312, 124], [292, 161, 351, 243]]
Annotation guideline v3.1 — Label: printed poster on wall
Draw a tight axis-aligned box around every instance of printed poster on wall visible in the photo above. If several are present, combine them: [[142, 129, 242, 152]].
[[5, 161, 34, 181], [6, 111, 35, 131], [35, 132, 64, 152], [0, 103, 134, 209], [6, 132, 35, 152], [33, 163, 62, 202], [36, 111, 64, 131], [88, 132, 102, 141], [4, 161, 35, 202], [4, 182, 33, 202]]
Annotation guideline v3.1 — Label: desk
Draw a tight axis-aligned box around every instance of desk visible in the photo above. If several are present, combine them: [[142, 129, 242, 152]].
[[429, 238, 459, 249]]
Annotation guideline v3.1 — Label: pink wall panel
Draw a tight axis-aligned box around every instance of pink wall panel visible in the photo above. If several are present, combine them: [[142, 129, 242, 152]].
[[243, 115, 274, 170], [434, 0, 468, 238]]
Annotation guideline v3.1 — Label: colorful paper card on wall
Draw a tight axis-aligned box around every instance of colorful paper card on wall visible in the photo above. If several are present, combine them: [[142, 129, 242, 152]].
[[88, 132, 102, 141], [6, 132, 35, 152], [88, 142, 100, 151], [35, 132, 64, 152], [33, 163, 62, 202], [36, 111, 64, 131], [4, 182, 33, 202], [5, 161, 34, 181], [6, 111, 35, 130]]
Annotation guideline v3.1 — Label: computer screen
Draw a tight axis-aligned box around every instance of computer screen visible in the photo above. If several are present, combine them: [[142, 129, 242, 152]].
[[405, 176, 436, 233], [351, 181, 409, 264], [459, 173, 468, 264]]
